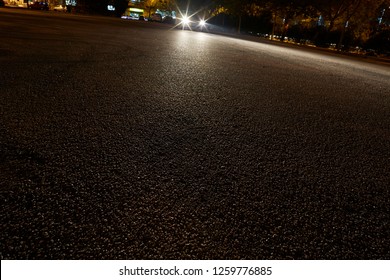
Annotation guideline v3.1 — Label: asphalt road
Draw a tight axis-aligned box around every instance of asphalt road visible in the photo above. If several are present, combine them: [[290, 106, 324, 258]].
[[1, 9, 389, 259]]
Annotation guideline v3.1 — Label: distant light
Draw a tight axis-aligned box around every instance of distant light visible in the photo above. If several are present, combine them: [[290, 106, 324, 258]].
[[107, 5, 115, 11], [199, 19, 206, 26], [66, 0, 76, 6], [130, 8, 144, 13]]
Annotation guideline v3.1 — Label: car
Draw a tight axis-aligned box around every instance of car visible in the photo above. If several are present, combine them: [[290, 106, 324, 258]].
[[28, 2, 49, 10], [162, 16, 175, 24], [121, 15, 143, 21], [53, 5, 66, 12], [150, 13, 162, 22]]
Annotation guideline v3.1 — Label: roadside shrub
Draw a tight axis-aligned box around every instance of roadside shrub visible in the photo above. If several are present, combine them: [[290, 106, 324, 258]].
[[364, 29, 390, 55]]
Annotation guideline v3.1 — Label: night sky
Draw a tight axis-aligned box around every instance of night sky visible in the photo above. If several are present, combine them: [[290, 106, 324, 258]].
[[177, 0, 213, 10]]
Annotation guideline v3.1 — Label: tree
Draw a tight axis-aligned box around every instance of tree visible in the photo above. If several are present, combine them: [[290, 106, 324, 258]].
[[312, 0, 386, 49], [209, 0, 389, 50], [141, 0, 176, 17], [213, 0, 264, 33], [75, 0, 109, 14], [142, 0, 159, 18], [113, 0, 129, 17]]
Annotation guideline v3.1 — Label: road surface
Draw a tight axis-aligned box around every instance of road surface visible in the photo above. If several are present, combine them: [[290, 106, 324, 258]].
[[1, 8, 389, 259]]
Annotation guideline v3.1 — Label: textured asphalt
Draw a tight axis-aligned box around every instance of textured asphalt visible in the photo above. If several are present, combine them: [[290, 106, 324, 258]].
[[1, 9, 389, 259]]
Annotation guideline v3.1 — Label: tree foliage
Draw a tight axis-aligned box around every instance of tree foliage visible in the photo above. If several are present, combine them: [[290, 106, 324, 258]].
[[211, 0, 390, 52]]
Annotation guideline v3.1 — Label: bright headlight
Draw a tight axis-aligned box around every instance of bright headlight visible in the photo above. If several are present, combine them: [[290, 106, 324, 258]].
[[199, 19, 206, 26], [182, 16, 190, 25]]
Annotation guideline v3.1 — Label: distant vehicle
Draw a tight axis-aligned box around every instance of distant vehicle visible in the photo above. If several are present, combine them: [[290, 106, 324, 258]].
[[28, 2, 49, 11], [150, 13, 162, 22], [0, 0, 5, 8], [121, 15, 144, 21], [162, 16, 175, 24], [53, 5, 66, 12]]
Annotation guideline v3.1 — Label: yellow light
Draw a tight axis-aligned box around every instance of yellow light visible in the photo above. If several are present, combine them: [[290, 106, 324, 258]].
[[129, 8, 144, 13]]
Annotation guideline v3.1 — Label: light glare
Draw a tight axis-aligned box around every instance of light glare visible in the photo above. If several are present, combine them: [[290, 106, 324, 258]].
[[182, 16, 190, 25]]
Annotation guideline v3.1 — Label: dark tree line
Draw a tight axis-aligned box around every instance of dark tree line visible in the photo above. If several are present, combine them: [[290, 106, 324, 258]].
[[73, 0, 177, 17], [72, 0, 129, 16], [211, 0, 390, 53]]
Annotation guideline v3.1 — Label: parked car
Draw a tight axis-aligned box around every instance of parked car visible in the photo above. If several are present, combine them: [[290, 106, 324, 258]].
[[150, 13, 162, 22], [28, 2, 49, 10], [121, 14, 143, 20], [53, 5, 66, 12], [162, 16, 175, 24]]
